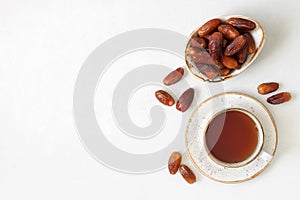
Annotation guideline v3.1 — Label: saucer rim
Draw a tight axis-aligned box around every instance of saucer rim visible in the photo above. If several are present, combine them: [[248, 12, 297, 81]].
[[185, 92, 278, 184]]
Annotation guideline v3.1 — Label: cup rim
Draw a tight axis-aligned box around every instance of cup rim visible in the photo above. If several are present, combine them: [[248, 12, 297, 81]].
[[203, 107, 264, 168], [185, 92, 278, 183]]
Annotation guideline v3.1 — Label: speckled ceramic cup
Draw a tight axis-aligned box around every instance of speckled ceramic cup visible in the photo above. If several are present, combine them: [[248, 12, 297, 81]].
[[203, 108, 264, 168]]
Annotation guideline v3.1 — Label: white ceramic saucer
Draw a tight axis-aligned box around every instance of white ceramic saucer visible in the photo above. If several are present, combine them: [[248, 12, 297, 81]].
[[185, 92, 277, 183]]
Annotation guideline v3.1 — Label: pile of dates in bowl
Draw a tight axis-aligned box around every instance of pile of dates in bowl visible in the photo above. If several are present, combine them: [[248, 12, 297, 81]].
[[185, 15, 265, 82]]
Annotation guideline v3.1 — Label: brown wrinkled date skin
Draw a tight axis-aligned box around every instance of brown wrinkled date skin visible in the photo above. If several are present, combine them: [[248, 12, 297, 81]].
[[186, 41, 219, 80], [226, 17, 256, 31], [187, 47, 200, 57], [189, 49, 215, 65], [155, 90, 175, 106], [196, 63, 219, 80], [163, 67, 184, 86], [223, 38, 228, 48], [176, 88, 194, 112], [257, 82, 279, 94], [208, 32, 223, 61], [197, 18, 221, 37], [224, 35, 247, 56], [186, 17, 257, 81], [179, 165, 196, 184], [214, 60, 224, 70], [236, 42, 249, 64], [244, 33, 256, 54], [218, 24, 240, 40], [220, 68, 231, 76], [168, 152, 182, 175], [267, 92, 291, 104], [190, 37, 207, 49], [220, 54, 238, 69]]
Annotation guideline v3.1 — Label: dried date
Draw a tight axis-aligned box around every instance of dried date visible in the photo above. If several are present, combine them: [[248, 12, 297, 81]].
[[226, 17, 256, 31], [155, 90, 175, 106], [189, 36, 207, 49], [220, 68, 231, 76], [224, 35, 247, 56], [163, 67, 184, 86], [176, 88, 195, 112], [197, 18, 221, 37], [208, 32, 223, 61], [244, 32, 256, 54], [267, 92, 291, 104], [257, 82, 279, 94], [236, 42, 249, 64], [168, 152, 182, 175], [195, 63, 219, 81], [179, 165, 196, 184], [218, 24, 240, 40], [220, 54, 238, 69]]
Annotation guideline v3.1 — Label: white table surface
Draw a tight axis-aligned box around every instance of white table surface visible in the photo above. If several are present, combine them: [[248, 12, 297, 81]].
[[0, 0, 299, 199]]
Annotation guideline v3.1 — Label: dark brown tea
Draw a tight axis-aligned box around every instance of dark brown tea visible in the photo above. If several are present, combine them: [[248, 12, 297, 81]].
[[205, 110, 258, 163]]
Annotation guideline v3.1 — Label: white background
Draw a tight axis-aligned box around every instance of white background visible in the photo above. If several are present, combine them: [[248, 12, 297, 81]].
[[0, 0, 299, 199]]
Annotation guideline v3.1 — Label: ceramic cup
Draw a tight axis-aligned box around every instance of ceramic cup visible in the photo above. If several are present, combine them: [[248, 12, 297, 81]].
[[203, 108, 264, 168]]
